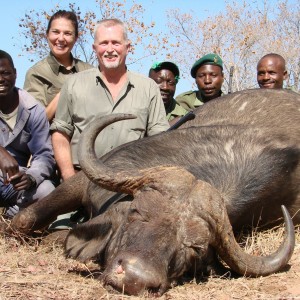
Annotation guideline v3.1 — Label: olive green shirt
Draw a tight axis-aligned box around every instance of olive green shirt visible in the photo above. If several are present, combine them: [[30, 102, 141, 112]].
[[165, 99, 188, 121], [23, 52, 93, 107], [50, 68, 170, 167], [176, 90, 223, 111], [175, 90, 205, 111]]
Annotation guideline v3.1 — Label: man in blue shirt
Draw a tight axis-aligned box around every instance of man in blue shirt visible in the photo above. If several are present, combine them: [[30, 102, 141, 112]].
[[0, 50, 56, 218]]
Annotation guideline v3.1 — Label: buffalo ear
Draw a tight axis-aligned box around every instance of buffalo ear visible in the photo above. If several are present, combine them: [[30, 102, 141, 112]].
[[64, 200, 130, 263], [182, 218, 220, 274], [64, 215, 113, 263], [183, 218, 211, 250]]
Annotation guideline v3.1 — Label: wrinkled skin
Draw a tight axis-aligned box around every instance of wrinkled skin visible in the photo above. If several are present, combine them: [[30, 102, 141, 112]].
[[11, 89, 300, 296], [65, 169, 217, 295], [101, 179, 229, 296]]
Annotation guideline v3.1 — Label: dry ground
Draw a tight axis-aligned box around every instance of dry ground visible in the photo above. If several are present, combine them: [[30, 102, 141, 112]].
[[0, 218, 299, 300]]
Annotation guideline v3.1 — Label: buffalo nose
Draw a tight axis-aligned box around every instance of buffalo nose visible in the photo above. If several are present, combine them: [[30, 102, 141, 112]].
[[103, 254, 168, 296]]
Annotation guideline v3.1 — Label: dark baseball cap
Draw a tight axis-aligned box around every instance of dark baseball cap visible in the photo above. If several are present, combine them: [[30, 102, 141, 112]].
[[150, 61, 180, 82]]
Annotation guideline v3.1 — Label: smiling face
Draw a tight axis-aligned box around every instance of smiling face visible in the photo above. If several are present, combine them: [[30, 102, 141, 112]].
[[195, 64, 224, 102], [46, 17, 78, 63], [0, 57, 16, 98], [257, 56, 287, 89], [93, 23, 130, 71], [149, 69, 177, 107]]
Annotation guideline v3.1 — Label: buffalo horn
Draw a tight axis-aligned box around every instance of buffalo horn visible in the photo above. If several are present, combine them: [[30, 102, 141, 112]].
[[78, 113, 153, 195], [214, 205, 295, 276]]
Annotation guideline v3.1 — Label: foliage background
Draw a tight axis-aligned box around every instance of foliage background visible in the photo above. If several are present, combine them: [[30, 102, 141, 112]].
[[1, 0, 300, 94]]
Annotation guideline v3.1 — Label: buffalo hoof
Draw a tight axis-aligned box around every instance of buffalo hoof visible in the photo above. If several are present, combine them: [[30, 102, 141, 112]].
[[10, 208, 37, 234], [40, 229, 70, 247]]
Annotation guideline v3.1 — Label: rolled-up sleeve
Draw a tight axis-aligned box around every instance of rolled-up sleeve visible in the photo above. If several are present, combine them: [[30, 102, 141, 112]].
[[50, 77, 74, 138]]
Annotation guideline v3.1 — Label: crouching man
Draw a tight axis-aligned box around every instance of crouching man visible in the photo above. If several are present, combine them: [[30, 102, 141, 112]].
[[0, 50, 56, 218]]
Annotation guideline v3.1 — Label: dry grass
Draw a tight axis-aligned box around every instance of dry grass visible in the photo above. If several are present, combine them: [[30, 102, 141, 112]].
[[0, 217, 299, 300]]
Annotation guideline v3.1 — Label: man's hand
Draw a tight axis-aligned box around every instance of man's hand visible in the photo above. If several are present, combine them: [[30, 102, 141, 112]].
[[9, 172, 36, 191], [0, 147, 19, 184]]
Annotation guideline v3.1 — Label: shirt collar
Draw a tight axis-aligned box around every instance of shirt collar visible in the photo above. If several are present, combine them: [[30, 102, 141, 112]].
[[47, 52, 78, 75], [165, 98, 177, 114], [95, 67, 134, 88]]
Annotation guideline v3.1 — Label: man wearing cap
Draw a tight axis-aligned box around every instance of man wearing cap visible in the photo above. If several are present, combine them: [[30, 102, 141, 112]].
[[149, 61, 188, 125], [176, 53, 224, 111]]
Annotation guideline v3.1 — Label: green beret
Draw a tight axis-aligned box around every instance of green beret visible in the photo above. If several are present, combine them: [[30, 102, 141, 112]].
[[150, 61, 180, 82], [191, 53, 223, 78]]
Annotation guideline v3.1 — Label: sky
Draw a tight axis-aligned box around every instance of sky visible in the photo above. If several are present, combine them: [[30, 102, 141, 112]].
[[2, 0, 296, 95], [0, 0, 231, 96]]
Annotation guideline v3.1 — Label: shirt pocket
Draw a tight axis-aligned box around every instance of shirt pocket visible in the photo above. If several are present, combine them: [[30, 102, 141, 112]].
[[14, 130, 31, 148], [127, 108, 148, 140], [9, 130, 31, 165]]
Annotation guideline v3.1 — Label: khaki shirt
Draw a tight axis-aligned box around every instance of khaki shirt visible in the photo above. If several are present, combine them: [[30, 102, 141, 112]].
[[23, 52, 93, 107], [50, 68, 170, 167], [165, 99, 188, 121]]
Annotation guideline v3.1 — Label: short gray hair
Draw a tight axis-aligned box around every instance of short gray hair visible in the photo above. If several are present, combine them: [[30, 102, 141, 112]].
[[94, 18, 128, 42]]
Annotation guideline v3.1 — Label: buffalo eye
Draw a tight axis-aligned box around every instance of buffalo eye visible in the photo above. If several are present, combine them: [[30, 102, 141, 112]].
[[127, 207, 146, 222]]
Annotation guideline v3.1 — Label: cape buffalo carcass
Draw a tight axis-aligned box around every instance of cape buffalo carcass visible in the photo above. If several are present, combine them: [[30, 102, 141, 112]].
[[11, 88, 300, 296]]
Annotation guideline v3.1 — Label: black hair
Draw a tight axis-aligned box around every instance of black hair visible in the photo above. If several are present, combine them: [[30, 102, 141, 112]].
[[0, 50, 14, 68], [258, 53, 286, 67]]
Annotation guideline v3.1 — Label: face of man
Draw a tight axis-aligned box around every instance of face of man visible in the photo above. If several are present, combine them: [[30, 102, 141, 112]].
[[149, 69, 176, 107], [93, 24, 130, 70], [0, 58, 16, 98], [257, 57, 287, 89], [195, 64, 224, 101]]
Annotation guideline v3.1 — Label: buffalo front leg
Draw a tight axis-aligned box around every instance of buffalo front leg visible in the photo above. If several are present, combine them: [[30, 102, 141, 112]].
[[11, 172, 89, 234]]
